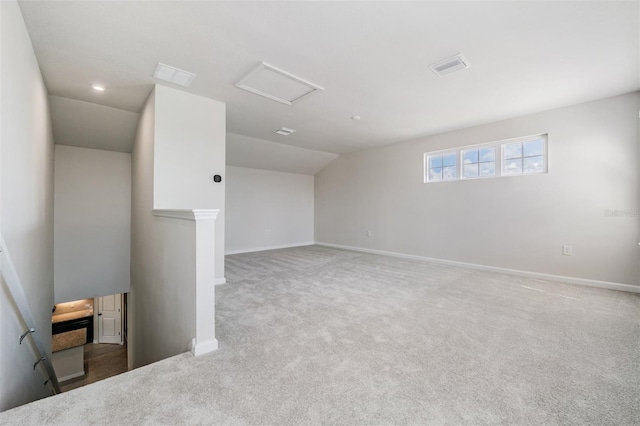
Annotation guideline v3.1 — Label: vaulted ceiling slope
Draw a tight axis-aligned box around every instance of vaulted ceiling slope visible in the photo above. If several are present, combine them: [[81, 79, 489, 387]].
[[49, 96, 139, 153], [227, 133, 337, 176], [19, 1, 639, 155]]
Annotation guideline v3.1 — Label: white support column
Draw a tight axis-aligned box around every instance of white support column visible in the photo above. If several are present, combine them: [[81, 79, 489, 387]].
[[192, 210, 218, 355], [152, 209, 219, 357]]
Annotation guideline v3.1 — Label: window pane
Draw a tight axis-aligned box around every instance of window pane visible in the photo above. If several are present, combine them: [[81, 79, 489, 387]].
[[443, 166, 456, 180], [429, 167, 443, 181], [523, 139, 544, 157], [479, 162, 495, 177], [503, 142, 522, 160], [463, 164, 479, 178], [442, 153, 456, 167], [479, 147, 495, 162], [462, 149, 478, 164], [523, 156, 544, 173], [503, 159, 522, 175], [429, 155, 442, 168]]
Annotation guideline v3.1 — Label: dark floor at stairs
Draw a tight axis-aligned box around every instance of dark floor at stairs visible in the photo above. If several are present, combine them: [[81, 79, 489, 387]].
[[60, 343, 128, 392]]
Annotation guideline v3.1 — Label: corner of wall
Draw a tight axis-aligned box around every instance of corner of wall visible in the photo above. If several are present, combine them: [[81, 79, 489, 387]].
[[0, 0, 56, 410]]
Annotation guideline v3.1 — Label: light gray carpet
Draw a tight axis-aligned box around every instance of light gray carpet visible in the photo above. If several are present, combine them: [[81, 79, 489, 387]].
[[2, 245, 639, 425]]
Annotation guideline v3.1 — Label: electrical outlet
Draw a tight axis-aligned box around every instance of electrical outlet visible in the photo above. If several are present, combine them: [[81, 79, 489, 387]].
[[563, 245, 572, 256], [366, 230, 373, 238]]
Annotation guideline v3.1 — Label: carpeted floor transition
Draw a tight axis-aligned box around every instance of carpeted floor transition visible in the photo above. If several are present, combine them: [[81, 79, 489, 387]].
[[2, 245, 639, 425]]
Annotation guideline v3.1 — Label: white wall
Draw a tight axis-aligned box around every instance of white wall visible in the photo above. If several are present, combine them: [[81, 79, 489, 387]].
[[154, 85, 226, 283], [316, 93, 640, 287], [54, 145, 131, 303], [226, 167, 314, 254], [130, 89, 154, 367], [131, 89, 196, 367], [0, 0, 55, 411], [130, 86, 226, 367]]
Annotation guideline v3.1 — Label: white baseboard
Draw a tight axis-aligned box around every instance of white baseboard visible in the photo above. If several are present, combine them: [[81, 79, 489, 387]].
[[58, 371, 85, 383], [225, 242, 315, 256], [190, 338, 218, 356], [315, 242, 640, 294], [215, 277, 227, 285]]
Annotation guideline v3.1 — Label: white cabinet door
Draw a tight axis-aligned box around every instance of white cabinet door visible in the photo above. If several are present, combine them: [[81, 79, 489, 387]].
[[98, 294, 122, 344]]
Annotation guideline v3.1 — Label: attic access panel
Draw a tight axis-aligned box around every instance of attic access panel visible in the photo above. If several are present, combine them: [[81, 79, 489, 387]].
[[235, 62, 324, 106]]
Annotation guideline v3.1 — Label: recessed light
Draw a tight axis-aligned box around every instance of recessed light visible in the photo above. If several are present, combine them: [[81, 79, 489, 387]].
[[91, 84, 105, 92], [351, 116, 361, 121], [274, 127, 296, 136]]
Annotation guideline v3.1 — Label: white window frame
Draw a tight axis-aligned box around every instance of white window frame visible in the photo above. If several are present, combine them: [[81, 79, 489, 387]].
[[460, 145, 497, 180], [424, 150, 457, 183], [423, 134, 548, 183], [500, 135, 548, 176]]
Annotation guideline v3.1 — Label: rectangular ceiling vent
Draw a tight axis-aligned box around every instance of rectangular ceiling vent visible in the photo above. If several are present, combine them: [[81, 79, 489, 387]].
[[235, 62, 324, 106], [153, 63, 196, 87], [429, 54, 470, 77], [274, 127, 296, 136]]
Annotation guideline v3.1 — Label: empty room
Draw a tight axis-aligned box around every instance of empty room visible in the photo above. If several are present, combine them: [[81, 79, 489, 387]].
[[1, 1, 638, 425]]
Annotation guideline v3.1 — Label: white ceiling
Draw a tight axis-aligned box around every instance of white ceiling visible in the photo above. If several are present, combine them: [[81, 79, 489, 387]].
[[49, 96, 139, 153], [18, 1, 640, 156], [227, 133, 337, 176]]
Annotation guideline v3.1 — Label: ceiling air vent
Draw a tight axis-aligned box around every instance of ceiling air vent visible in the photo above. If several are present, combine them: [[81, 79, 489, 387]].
[[153, 63, 196, 87], [274, 127, 296, 136], [235, 62, 324, 106], [429, 54, 470, 77]]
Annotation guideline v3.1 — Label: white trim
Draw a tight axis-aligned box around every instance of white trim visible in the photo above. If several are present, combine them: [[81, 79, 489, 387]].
[[501, 134, 548, 176], [152, 209, 219, 221], [215, 277, 227, 285], [315, 242, 640, 294], [193, 218, 218, 356], [225, 242, 315, 255], [424, 133, 548, 183], [57, 371, 85, 383], [189, 338, 219, 357]]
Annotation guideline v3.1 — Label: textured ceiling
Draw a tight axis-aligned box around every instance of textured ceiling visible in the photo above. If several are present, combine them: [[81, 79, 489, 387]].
[[19, 1, 640, 155]]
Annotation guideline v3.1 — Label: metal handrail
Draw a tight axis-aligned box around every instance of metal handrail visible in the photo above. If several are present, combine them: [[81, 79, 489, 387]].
[[0, 233, 61, 394]]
